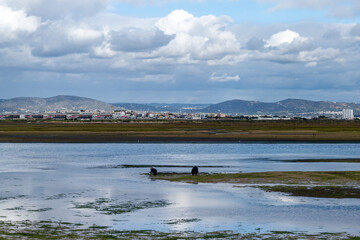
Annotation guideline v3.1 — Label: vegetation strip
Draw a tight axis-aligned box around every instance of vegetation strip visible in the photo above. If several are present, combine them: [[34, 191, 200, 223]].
[[0, 220, 359, 239], [280, 159, 360, 163], [2, 120, 360, 142], [152, 171, 360, 185], [257, 185, 360, 198]]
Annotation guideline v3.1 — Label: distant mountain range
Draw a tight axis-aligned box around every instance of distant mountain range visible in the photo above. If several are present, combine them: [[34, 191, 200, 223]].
[[0, 95, 113, 112], [111, 102, 209, 113], [201, 99, 360, 115], [0, 95, 359, 115]]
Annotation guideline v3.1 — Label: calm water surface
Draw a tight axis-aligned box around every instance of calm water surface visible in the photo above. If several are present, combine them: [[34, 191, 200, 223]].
[[0, 143, 359, 234]]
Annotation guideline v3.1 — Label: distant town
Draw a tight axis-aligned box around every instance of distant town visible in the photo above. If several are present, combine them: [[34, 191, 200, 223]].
[[0, 108, 356, 121], [0, 96, 358, 121]]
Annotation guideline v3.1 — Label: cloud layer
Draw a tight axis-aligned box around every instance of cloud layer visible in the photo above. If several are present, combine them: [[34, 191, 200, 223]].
[[0, 0, 359, 103]]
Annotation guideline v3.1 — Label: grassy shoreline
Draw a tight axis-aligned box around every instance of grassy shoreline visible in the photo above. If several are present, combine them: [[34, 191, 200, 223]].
[[282, 159, 360, 163], [152, 171, 360, 185], [257, 185, 360, 198], [1, 120, 360, 142]]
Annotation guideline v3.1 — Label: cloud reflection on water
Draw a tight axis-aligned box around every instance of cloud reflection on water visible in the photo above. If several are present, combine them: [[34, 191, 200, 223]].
[[0, 143, 359, 234]]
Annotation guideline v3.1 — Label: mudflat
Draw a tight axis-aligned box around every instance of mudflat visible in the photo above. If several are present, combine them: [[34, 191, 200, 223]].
[[1, 120, 360, 142]]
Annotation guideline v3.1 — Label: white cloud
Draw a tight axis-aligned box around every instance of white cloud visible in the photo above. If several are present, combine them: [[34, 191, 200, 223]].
[[92, 44, 114, 58], [67, 27, 102, 44], [154, 10, 241, 62], [265, 29, 307, 48], [92, 27, 116, 58], [156, 9, 194, 35], [127, 74, 174, 83], [0, 5, 40, 43], [209, 72, 240, 82]]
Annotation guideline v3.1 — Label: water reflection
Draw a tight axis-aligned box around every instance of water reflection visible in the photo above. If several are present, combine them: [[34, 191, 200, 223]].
[[0, 143, 359, 234]]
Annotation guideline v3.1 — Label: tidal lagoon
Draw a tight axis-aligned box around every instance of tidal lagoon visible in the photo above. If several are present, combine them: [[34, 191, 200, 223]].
[[0, 143, 359, 238]]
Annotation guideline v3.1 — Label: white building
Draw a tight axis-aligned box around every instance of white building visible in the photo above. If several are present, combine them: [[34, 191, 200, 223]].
[[342, 109, 354, 120]]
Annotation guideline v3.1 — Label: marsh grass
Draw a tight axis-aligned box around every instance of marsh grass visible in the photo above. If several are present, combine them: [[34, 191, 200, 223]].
[[2, 120, 360, 142], [153, 171, 360, 185], [2, 120, 360, 132], [281, 159, 360, 163], [258, 185, 360, 198]]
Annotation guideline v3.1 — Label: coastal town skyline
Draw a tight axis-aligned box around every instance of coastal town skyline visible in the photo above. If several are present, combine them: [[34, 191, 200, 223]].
[[0, 95, 358, 120], [1, 0, 360, 103]]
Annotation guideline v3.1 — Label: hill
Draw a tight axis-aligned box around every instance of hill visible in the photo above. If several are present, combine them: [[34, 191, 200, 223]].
[[112, 102, 209, 113], [111, 103, 158, 112], [0, 95, 113, 112], [1, 96, 359, 115], [200, 99, 360, 115]]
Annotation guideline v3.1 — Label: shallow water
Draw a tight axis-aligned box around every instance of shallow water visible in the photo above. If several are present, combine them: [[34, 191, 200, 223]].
[[0, 143, 359, 234]]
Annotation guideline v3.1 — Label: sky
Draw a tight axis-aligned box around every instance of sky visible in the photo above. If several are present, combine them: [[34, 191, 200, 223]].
[[0, 0, 360, 104]]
